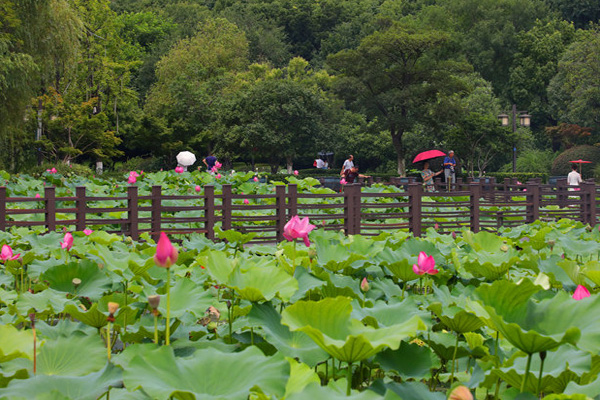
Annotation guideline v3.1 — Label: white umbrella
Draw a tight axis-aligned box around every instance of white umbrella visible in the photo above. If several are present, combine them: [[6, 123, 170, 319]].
[[176, 151, 196, 166]]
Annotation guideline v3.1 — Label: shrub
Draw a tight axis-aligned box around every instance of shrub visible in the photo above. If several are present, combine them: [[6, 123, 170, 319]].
[[30, 162, 93, 178], [551, 145, 600, 176]]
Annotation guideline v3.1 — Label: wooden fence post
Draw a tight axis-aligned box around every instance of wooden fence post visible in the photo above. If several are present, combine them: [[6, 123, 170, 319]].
[[588, 183, 597, 226], [222, 184, 232, 231], [75, 187, 87, 232], [275, 185, 286, 241], [407, 183, 422, 237], [557, 178, 567, 208], [0, 187, 6, 232], [288, 184, 298, 217], [527, 182, 540, 223], [204, 185, 215, 240], [343, 184, 361, 235], [470, 183, 481, 233], [151, 186, 161, 241], [127, 186, 139, 241], [45, 186, 56, 232]]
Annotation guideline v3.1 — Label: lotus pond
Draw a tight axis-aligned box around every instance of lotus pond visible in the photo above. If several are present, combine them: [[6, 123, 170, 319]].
[[2, 216, 600, 400]]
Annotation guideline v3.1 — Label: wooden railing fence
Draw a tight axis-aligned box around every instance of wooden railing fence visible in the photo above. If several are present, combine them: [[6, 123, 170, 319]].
[[0, 177, 598, 243]]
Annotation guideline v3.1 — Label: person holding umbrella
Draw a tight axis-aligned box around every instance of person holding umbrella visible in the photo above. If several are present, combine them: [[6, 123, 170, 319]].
[[567, 164, 582, 187], [421, 162, 443, 192]]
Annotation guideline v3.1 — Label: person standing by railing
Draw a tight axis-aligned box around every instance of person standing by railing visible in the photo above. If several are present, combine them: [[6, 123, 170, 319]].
[[340, 154, 354, 176], [443, 150, 456, 191]]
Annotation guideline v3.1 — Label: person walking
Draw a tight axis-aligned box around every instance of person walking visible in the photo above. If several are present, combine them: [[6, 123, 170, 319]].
[[443, 150, 457, 191], [567, 163, 582, 187], [202, 152, 218, 173], [340, 155, 354, 176]]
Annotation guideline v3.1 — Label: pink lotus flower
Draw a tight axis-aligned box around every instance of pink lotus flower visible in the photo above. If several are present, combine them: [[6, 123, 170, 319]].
[[243, 199, 249, 204], [154, 232, 178, 268], [340, 178, 347, 185], [175, 166, 184, 173], [283, 215, 316, 247], [294, 170, 299, 176], [0, 245, 20, 261], [573, 285, 590, 300], [83, 229, 93, 236], [46, 168, 57, 174], [412, 251, 438, 275], [216, 173, 222, 179], [35, 193, 41, 198], [434, 223, 439, 230], [195, 185, 201, 192], [129, 171, 139, 178], [128, 175, 137, 184], [253, 177, 259, 182], [215, 161, 222, 169], [360, 277, 370, 292], [61, 232, 73, 251]]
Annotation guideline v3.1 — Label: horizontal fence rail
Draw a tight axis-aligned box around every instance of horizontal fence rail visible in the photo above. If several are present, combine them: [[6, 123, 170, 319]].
[[0, 178, 597, 243]]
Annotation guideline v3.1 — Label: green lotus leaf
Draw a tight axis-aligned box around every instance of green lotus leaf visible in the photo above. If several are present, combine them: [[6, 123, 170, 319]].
[[0, 363, 121, 400], [0, 325, 33, 363], [375, 342, 439, 379], [383, 260, 419, 282], [37, 335, 107, 376], [475, 280, 583, 354], [429, 303, 484, 334], [314, 234, 367, 272], [41, 260, 112, 301], [462, 250, 518, 281], [564, 377, 600, 398], [286, 381, 388, 400], [284, 358, 321, 398], [351, 297, 431, 329], [462, 230, 506, 252], [201, 250, 237, 284], [383, 380, 446, 400], [0, 358, 30, 388], [494, 345, 594, 394], [228, 264, 298, 303], [35, 319, 96, 340], [122, 345, 289, 400], [426, 331, 470, 362], [247, 302, 328, 366], [281, 296, 425, 363], [557, 236, 600, 260], [157, 278, 215, 319], [88, 243, 153, 280], [13, 289, 75, 317], [290, 266, 326, 303], [0, 288, 17, 307]]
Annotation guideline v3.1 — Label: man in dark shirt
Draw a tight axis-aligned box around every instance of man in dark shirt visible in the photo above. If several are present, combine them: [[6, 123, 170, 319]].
[[202, 153, 217, 172], [343, 167, 369, 183]]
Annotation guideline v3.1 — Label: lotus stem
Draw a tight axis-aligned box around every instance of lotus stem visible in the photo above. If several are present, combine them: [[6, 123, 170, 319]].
[[165, 267, 171, 346], [228, 301, 233, 344], [325, 359, 328, 382], [520, 353, 533, 393], [153, 313, 158, 345], [106, 321, 112, 361], [401, 282, 406, 299], [293, 239, 297, 269], [251, 327, 254, 346], [450, 333, 459, 384], [346, 362, 352, 396], [20, 266, 24, 294], [537, 351, 547, 397], [123, 281, 128, 337], [30, 314, 36, 375], [494, 377, 501, 400]]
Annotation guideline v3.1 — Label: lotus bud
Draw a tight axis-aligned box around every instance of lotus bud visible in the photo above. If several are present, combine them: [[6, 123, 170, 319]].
[[500, 245, 508, 252], [107, 302, 119, 314], [434, 223, 439, 230], [360, 277, 370, 292], [451, 231, 457, 240], [226, 300, 232, 309], [154, 232, 178, 268], [294, 170, 298, 176], [29, 313, 36, 323], [243, 199, 249, 204], [72, 278, 81, 288], [449, 386, 473, 400], [148, 295, 160, 310], [195, 185, 201, 192], [573, 285, 590, 300], [540, 350, 547, 361]]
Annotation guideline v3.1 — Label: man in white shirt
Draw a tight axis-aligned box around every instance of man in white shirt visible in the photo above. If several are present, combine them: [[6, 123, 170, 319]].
[[567, 164, 582, 186], [340, 155, 354, 175]]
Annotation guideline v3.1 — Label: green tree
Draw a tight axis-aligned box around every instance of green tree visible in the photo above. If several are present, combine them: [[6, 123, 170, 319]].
[[327, 22, 470, 175], [144, 17, 249, 158], [548, 27, 600, 135], [544, 0, 600, 29]]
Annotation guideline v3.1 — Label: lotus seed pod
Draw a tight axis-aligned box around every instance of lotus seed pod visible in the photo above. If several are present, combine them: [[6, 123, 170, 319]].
[[72, 278, 81, 287], [148, 295, 160, 310], [107, 302, 119, 314], [500, 245, 509, 252], [307, 248, 317, 259]]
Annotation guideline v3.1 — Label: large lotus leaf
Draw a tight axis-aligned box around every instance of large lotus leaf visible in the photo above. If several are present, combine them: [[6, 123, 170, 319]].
[[0, 358, 30, 388], [286, 381, 393, 400], [564, 378, 600, 398], [64, 303, 110, 329], [0, 363, 121, 400], [383, 380, 446, 400], [26, 257, 67, 280], [41, 260, 112, 301], [88, 243, 153, 280], [537, 255, 573, 288], [475, 280, 583, 354], [314, 235, 367, 272], [281, 297, 425, 363], [494, 345, 594, 394], [86, 230, 122, 246], [35, 319, 96, 340], [290, 266, 326, 303], [201, 250, 237, 284], [384, 259, 420, 282], [37, 335, 107, 376], [426, 331, 470, 362], [157, 278, 214, 319], [557, 236, 600, 260], [284, 358, 321, 398], [12, 289, 75, 317], [352, 297, 431, 329], [462, 230, 506, 252], [228, 264, 298, 302], [122, 345, 289, 400], [0, 288, 17, 306], [247, 302, 328, 366], [428, 303, 484, 334], [462, 250, 518, 280], [375, 342, 439, 379], [581, 260, 600, 287], [0, 325, 33, 363]]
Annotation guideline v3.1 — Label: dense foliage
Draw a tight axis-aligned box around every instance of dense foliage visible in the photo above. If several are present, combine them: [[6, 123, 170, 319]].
[[1, 0, 599, 176]]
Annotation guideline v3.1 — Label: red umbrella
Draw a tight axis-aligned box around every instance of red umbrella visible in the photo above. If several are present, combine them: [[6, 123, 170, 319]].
[[412, 150, 446, 164], [569, 159, 592, 173]]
